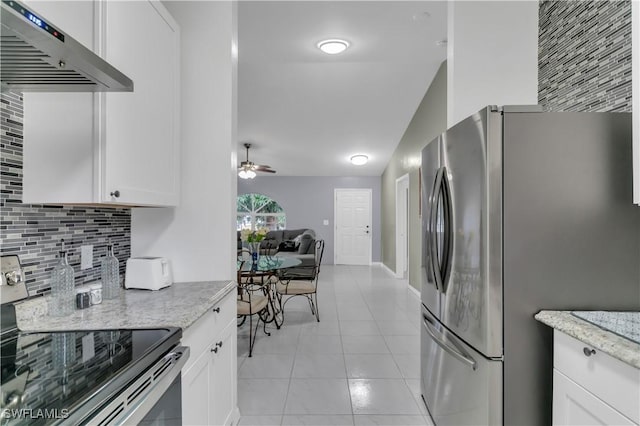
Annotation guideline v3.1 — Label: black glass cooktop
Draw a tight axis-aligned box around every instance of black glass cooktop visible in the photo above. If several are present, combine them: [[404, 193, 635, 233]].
[[0, 328, 178, 425]]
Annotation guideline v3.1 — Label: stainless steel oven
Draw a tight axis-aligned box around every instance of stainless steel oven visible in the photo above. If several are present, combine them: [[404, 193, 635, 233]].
[[0, 257, 189, 426]]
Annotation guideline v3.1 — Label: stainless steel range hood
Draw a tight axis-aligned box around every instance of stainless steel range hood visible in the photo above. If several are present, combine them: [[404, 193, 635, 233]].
[[0, 0, 133, 92]]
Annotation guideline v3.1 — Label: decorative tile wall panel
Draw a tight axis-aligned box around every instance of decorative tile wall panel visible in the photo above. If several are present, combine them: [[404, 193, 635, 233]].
[[539, 0, 632, 112]]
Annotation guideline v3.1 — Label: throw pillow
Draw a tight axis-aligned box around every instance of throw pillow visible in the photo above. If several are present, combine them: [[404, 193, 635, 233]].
[[298, 232, 314, 254], [278, 240, 297, 252]]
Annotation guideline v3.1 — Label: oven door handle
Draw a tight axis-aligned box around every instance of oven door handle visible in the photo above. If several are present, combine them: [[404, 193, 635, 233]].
[[93, 346, 190, 426]]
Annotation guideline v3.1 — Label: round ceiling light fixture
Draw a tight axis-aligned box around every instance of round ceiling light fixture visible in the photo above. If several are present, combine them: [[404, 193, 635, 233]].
[[350, 154, 369, 166], [317, 39, 350, 55]]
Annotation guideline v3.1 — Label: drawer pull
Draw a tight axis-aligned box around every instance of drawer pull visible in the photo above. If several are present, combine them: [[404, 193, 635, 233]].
[[211, 347, 218, 353], [216, 341, 223, 348], [583, 347, 596, 357], [212, 307, 221, 313]]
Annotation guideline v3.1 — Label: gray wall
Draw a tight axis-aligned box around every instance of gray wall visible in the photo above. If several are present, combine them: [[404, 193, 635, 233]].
[[381, 62, 448, 290], [0, 92, 131, 297], [539, 0, 632, 112], [238, 176, 381, 265]]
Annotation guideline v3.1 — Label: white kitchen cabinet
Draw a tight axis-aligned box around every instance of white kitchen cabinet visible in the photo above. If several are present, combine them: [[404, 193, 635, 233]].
[[210, 321, 238, 426], [181, 291, 239, 425], [552, 330, 639, 425], [23, 0, 180, 207], [553, 370, 635, 425]]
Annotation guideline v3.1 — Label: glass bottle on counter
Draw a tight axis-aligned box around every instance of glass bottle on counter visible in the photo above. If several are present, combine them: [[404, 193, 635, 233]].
[[101, 242, 120, 299], [50, 240, 75, 316]]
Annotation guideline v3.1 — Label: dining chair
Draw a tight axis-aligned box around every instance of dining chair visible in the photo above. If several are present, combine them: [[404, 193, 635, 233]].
[[274, 239, 325, 323], [238, 247, 252, 263], [236, 261, 272, 357]]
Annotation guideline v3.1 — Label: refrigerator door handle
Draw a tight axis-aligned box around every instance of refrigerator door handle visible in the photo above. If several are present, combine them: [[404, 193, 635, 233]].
[[422, 314, 477, 371], [429, 168, 444, 291], [439, 166, 453, 293]]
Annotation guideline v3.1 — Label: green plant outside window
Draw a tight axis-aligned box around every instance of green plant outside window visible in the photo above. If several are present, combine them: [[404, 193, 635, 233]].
[[237, 193, 286, 231]]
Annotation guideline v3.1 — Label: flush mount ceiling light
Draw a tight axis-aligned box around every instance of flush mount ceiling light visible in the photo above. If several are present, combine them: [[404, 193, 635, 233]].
[[350, 155, 369, 166], [317, 39, 350, 55]]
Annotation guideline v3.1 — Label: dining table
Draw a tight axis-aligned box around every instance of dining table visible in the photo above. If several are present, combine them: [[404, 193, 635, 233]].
[[236, 255, 302, 329]]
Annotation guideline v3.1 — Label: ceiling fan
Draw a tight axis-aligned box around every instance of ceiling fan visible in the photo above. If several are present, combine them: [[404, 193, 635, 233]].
[[238, 143, 276, 179]]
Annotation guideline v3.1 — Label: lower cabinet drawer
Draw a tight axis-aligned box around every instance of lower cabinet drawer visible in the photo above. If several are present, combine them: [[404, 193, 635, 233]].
[[182, 290, 236, 371], [554, 330, 640, 424]]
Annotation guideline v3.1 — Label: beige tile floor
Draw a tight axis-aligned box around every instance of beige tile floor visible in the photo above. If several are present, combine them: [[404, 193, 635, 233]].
[[237, 265, 434, 426]]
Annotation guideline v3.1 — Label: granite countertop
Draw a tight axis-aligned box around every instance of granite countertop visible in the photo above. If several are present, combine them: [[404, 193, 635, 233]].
[[16, 281, 236, 332], [535, 310, 640, 369]]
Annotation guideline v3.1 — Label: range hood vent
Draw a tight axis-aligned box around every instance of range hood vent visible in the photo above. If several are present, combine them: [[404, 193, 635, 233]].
[[0, 0, 133, 92]]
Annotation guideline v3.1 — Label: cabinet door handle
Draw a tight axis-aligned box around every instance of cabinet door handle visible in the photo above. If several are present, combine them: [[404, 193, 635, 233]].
[[215, 341, 223, 348], [212, 307, 221, 313], [110, 190, 120, 198], [211, 347, 218, 353], [583, 347, 596, 356]]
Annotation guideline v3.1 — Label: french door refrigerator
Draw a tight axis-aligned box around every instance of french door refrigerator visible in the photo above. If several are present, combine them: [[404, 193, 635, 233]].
[[420, 106, 640, 425]]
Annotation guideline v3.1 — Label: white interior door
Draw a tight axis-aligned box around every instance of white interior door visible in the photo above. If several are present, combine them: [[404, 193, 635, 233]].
[[335, 188, 372, 265], [396, 175, 410, 279]]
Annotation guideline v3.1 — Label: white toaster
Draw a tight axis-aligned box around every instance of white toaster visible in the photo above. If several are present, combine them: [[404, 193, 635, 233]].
[[125, 257, 173, 291]]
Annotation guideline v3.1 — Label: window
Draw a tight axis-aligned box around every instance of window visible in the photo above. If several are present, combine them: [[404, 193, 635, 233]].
[[237, 193, 286, 231]]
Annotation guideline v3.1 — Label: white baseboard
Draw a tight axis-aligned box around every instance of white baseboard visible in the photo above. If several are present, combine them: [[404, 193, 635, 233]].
[[375, 261, 397, 277], [407, 282, 420, 299]]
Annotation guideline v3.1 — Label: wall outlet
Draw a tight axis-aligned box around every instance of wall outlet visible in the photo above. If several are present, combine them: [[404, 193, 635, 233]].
[[323, 219, 329, 226], [80, 245, 93, 270]]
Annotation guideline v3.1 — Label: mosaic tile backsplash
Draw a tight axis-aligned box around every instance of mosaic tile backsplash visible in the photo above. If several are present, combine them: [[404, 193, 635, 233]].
[[0, 92, 131, 297], [538, 0, 632, 112]]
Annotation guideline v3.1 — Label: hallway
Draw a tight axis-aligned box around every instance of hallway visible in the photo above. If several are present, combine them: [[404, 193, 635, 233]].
[[237, 265, 432, 426]]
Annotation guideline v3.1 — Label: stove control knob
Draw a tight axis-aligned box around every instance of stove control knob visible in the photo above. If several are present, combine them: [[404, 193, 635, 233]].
[[5, 270, 22, 286], [4, 390, 24, 408]]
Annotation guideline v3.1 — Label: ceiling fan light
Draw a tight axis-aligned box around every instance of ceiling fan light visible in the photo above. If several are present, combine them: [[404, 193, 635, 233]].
[[238, 169, 256, 179], [350, 154, 368, 166], [317, 39, 349, 55]]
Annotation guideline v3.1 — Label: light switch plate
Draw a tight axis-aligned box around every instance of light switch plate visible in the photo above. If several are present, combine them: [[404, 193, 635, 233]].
[[81, 245, 93, 270]]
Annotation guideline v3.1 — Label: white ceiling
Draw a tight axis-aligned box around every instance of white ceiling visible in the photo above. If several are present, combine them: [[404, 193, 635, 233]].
[[238, 1, 447, 177]]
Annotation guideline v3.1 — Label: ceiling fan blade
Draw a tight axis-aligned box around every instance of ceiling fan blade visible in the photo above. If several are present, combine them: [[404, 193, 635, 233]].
[[255, 167, 276, 173], [238, 144, 275, 174]]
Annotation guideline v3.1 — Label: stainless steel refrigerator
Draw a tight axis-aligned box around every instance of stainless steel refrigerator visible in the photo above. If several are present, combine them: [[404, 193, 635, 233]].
[[420, 106, 640, 425]]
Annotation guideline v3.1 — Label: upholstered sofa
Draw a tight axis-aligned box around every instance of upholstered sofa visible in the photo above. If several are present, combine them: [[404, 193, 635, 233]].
[[237, 228, 317, 269]]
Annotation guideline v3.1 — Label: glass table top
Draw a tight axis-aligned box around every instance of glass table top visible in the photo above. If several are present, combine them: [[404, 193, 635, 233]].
[[237, 256, 301, 272]]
